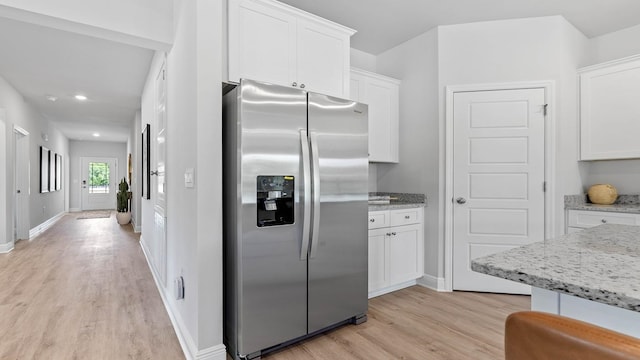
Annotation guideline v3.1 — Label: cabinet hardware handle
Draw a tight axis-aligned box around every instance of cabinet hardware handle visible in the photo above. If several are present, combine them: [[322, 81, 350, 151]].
[[404, 215, 410, 219], [300, 83, 306, 89], [601, 219, 607, 223], [386, 233, 391, 236], [369, 218, 375, 222], [392, 232, 397, 236], [292, 82, 297, 87]]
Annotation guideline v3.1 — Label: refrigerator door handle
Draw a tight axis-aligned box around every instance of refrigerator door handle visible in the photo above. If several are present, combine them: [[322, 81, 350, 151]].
[[309, 131, 321, 259], [299, 130, 312, 260]]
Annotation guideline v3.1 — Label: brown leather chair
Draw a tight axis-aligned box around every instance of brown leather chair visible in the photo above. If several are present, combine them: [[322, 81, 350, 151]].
[[505, 311, 640, 360]]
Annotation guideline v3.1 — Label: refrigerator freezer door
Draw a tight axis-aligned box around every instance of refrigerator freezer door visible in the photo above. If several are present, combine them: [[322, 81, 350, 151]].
[[307, 93, 369, 333], [235, 79, 309, 355]]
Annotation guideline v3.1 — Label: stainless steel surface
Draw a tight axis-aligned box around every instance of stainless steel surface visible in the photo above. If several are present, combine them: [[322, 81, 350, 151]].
[[309, 131, 321, 259], [224, 79, 308, 358], [307, 92, 368, 334], [300, 130, 311, 261], [456, 197, 467, 204], [224, 79, 368, 360]]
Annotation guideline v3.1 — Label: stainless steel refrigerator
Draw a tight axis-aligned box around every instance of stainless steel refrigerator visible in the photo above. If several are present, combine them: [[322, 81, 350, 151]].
[[223, 79, 368, 360]]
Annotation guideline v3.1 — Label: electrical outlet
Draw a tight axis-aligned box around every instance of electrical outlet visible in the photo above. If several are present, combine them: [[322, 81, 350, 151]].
[[174, 276, 185, 300]]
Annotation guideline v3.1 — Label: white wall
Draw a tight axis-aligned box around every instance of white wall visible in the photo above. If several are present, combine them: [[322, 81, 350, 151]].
[[0, 75, 68, 238], [0, 0, 172, 50], [68, 140, 127, 211], [0, 111, 7, 249], [376, 29, 440, 276], [140, 0, 225, 358], [128, 111, 142, 231], [580, 24, 640, 194], [350, 48, 377, 72], [437, 16, 589, 277]]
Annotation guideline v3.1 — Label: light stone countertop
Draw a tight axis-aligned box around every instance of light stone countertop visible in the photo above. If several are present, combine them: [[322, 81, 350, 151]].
[[565, 194, 640, 214], [471, 224, 640, 312], [368, 203, 426, 211], [368, 192, 426, 211]]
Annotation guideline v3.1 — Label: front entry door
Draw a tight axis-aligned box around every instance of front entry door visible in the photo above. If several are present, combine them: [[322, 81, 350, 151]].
[[452, 88, 545, 294], [81, 157, 117, 210]]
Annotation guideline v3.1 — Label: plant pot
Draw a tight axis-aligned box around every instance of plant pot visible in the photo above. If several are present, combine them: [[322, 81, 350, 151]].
[[116, 211, 131, 225]]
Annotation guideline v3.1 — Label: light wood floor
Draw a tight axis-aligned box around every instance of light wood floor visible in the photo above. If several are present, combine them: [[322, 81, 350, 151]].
[[264, 288, 530, 360], [1, 213, 529, 360], [0, 212, 183, 360]]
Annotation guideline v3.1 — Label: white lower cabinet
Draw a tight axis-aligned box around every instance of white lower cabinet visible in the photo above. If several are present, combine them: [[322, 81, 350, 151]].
[[566, 209, 640, 233], [368, 207, 424, 298]]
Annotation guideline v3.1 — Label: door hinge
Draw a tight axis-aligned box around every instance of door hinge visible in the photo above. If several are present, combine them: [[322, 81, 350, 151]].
[[543, 181, 547, 192], [543, 104, 548, 116]]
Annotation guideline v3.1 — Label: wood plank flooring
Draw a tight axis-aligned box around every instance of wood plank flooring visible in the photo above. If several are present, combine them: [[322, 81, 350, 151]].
[[0, 212, 183, 360], [264, 288, 529, 360], [0, 212, 529, 360]]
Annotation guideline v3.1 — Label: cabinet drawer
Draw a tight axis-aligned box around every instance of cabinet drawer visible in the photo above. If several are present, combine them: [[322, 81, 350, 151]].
[[567, 210, 638, 228], [390, 209, 421, 226], [368, 211, 389, 229]]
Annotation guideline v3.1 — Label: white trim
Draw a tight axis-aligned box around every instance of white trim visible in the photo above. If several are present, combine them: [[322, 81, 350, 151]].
[[69, 208, 81, 213], [417, 274, 446, 292], [368, 279, 417, 299], [29, 211, 65, 240], [578, 53, 640, 73], [0, 242, 14, 253], [443, 81, 556, 292], [140, 241, 227, 360], [13, 125, 29, 136]]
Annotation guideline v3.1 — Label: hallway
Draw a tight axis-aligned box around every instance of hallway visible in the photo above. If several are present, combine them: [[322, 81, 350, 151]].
[[0, 213, 183, 359]]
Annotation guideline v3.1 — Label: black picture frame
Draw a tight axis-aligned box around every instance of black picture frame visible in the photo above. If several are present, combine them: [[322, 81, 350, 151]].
[[49, 151, 56, 192], [142, 124, 151, 199], [55, 154, 62, 191], [40, 146, 50, 193]]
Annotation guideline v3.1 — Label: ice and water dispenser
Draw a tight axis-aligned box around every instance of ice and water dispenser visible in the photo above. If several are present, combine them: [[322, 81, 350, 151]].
[[256, 175, 294, 227]]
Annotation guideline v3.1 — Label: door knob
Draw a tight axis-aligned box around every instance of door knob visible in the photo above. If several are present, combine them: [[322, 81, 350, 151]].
[[456, 197, 467, 204], [150, 170, 159, 176]]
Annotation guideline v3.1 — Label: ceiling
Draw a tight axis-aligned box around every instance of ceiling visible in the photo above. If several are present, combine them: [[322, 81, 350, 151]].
[[0, 16, 153, 143], [1, 1, 640, 143], [280, 0, 640, 54]]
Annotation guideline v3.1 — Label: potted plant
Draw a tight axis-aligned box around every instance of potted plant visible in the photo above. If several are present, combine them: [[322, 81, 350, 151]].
[[116, 177, 132, 225]]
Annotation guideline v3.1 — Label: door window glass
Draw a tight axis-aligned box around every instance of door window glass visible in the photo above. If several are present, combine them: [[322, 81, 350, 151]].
[[89, 162, 110, 194]]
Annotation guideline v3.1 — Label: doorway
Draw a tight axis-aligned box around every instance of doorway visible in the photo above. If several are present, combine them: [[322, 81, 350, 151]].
[[445, 82, 555, 294], [80, 157, 117, 210], [14, 126, 30, 241]]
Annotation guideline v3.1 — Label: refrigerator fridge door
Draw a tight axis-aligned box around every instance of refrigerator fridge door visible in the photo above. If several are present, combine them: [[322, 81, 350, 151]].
[[231, 79, 309, 356], [307, 93, 369, 333]]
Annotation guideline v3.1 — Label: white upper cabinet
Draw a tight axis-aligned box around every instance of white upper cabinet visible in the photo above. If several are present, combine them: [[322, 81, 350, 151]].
[[228, 0, 355, 98], [579, 55, 640, 160], [350, 68, 400, 163]]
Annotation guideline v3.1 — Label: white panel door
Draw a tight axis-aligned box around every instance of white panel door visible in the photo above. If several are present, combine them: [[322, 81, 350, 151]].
[[452, 88, 545, 293], [153, 64, 167, 286], [368, 229, 387, 293], [228, 0, 296, 86], [297, 18, 348, 98], [14, 127, 29, 240], [388, 224, 421, 284], [81, 157, 117, 211]]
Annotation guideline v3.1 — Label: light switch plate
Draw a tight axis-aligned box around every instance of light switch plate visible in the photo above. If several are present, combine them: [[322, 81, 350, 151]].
[[184, 168, 194, 188]]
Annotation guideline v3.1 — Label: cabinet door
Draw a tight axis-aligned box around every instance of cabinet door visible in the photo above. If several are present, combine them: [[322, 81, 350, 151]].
[[365, 77, 399, 163], [368, 228, 388, 292], [580, 57, 640, 160], [297, 18, 350, 98], [228, 0, 297, 86], [388, 224, 422, 284]]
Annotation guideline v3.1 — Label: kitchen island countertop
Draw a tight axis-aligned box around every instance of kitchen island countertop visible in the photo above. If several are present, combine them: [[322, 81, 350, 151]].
[[472, 224, 640, 312]]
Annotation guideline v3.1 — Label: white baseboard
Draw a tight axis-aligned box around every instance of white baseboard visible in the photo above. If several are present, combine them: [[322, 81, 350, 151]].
[[417, 274, 448, 292], [140, 242, 227, 360], [69, 208, 81, 212], [131, 217, 141, 233], [0, 242, 14, 253], [368, 279, 417, 299], [29, 211, 65, 240]]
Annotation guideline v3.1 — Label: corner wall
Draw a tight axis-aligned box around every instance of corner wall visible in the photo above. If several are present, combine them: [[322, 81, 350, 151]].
[[0, 75, 68, 246], [140, 1, 225, 359]]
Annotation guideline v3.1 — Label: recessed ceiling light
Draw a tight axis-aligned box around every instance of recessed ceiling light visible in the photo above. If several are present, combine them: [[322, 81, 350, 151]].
[[92, 133, 100, 137], [75, 94, 88, 101], [45, 95, 58, 102]]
